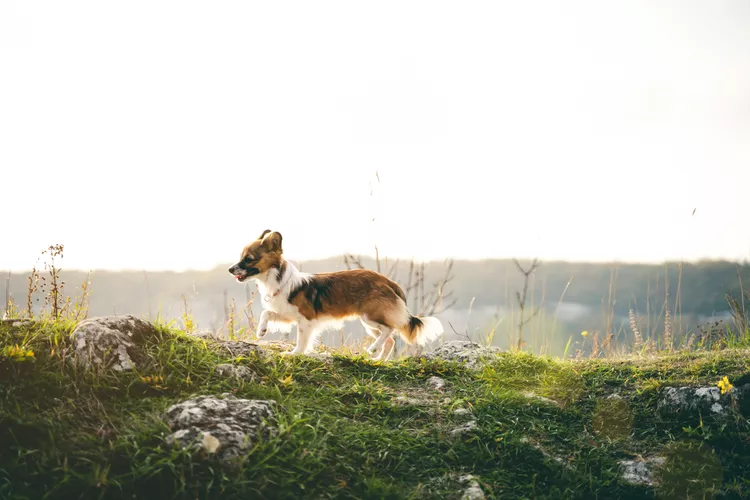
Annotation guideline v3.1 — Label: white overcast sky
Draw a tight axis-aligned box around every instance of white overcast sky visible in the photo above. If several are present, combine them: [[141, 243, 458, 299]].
[[1, 0, 749, 272]]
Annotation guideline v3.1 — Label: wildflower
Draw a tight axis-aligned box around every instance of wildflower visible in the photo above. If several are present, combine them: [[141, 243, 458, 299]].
[[140, 375, 165, 389], [717, 376, 734, 395], [1, 344, 35, 362], [581, 331, 589, 338]]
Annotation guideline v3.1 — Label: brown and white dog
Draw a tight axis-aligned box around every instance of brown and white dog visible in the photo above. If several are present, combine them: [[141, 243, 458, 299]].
[[227, 230, 443, 360]]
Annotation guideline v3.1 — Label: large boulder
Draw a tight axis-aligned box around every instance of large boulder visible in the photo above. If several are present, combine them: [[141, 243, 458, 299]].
[[71, 315, 159, 372], [165, 394, 277, 462], [422, 340, 503, 369], [657, 384, 750, 418]]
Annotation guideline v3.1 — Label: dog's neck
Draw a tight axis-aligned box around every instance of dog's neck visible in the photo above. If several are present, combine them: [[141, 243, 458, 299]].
[[255, 258, 308, 302]]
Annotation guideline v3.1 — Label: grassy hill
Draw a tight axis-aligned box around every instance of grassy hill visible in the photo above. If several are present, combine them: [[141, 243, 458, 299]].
[[1, 317, 750, 499]]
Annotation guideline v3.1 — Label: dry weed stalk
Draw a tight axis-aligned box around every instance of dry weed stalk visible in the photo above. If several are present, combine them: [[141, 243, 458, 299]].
[[244, 289, 257, 334], [513, 258, 541, 351], [41, 244, 65, 320], [629, 308, 643, 352], [26, 266, 40, 318], [590, 330, 600, 358], [4, 271, 10, 319], [71, 272, 93, 321], [686, 333, 696, 351], [726, 289, 749, 336], [663, 292, 672, 351]]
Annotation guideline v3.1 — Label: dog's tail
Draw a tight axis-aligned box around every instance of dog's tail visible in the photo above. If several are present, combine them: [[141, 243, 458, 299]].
[[397, 314, 444, 346]]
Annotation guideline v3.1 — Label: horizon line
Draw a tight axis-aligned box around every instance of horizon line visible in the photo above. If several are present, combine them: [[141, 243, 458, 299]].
[[2, 253, 749, 274]]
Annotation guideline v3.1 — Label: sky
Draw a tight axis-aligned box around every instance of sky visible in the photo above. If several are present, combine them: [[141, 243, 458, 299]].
[[2, 0, 749, 272]]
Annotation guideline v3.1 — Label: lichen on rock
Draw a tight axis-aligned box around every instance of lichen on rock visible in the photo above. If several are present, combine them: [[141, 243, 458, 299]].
[[70, 314, 159, 372], [165, 394, 277, 462], [422, 340, 503, 370]]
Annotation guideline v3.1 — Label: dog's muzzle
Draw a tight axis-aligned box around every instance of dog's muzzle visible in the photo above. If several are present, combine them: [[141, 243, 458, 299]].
[[228, 264, 259, 283]]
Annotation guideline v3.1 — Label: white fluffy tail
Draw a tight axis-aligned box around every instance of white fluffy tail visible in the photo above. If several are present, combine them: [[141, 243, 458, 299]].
[[399, 315, 444, 346]]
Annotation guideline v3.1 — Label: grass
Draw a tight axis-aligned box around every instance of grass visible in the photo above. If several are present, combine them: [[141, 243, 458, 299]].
[[1, 317, 750, 500], [2, 243, 750, 498]]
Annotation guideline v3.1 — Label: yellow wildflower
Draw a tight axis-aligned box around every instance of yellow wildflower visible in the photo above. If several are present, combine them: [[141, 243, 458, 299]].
[[581, 331, 589, 338], [1, 344, 35, 362], [717, 376, 734, 395]]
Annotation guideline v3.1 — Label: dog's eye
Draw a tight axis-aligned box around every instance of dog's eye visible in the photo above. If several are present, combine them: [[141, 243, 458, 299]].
[[244, 256, 254, 263]]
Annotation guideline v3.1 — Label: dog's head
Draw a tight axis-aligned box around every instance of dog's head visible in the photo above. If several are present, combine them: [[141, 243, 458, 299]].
[[228, 229, 284, 283]]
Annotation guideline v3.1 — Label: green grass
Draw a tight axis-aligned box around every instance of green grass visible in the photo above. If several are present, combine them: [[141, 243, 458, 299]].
[[1, 320, 749, 499]]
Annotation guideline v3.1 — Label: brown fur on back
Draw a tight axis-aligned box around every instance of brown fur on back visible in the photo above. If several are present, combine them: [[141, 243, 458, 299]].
[[288, 269, 406, 325]]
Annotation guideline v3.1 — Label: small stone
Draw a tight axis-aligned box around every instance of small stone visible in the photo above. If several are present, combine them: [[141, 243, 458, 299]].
[[426, 376, 447, 390], [422, 340, 503, 370], [215, 364, 256, 382], [452, 408, 473, 419], [393, 395, 424, 406], [619, 456, 665, 487], [187, 329, 218, 340], [458, 475, 485, 500], [201, 432, 222, 454], [450, 420, 477, 437], [522, 391, 559, 406]]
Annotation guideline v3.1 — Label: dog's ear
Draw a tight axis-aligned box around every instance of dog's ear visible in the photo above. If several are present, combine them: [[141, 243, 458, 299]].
[[257, 229, 272, 240], [261, 231, 283, 252]]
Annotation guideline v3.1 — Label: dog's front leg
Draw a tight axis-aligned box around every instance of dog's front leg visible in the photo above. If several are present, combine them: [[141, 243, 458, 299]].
[[256, 309, 275, 338], [280, 319, 312, 356]]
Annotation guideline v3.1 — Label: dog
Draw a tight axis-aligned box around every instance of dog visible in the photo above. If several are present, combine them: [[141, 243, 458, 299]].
[[227, 229, 443, 360]]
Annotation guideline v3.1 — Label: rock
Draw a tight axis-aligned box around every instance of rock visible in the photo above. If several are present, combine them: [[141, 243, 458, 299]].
[[0, 318, 34, 327], [70, 315, 159, 372], [423, 341, 503, 370], [452, 408, 473, 419], [450, 420, 477, 437], [186, 329, 219, 340], [458, 474, 485, 500], [215, 364, 256, 382], [165, 394, 277, 462], [427, 376, 447, 391], [208, 340, 267, 358], [521, 391, 560, 406], [657, 385, 745, 417], [393, 395, 426, 406], [619, 456, 665, 487]]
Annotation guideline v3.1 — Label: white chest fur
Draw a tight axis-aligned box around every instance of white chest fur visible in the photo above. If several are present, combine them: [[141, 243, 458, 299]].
[[254, 266, 306, 320]]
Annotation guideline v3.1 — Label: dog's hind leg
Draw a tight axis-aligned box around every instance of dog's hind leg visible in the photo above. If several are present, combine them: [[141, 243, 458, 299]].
[[366, 325, 393, 357], [361, 317, 391, 359], [378, 336, 396, 361]]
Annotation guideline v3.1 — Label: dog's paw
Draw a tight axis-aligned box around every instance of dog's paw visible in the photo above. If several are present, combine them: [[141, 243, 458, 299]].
[[279, 349, 302, 357], [256, 327, 268, 338]]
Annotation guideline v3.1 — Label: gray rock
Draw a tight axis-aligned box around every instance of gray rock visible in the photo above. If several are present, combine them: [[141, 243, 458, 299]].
[[452, 408, 473, 419], [70, 315, 158, 372], [521, 391, 560, 406], [209, 340, 267, 357], [458, 474, 485, 500], [423, 341, 503, 370], [165, 394, 277, 462], [186, 329, 219, 340], [450, 420, 477, 437], [215, 364, 256, 382], [658, 385, 742, 417], [427, 376, 447, 391], [619, 456, 666, 487]]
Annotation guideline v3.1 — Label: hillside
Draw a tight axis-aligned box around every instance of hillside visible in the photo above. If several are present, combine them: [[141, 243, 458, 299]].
[[5, 256, 750, 356], [1, 316, 750, 499]]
